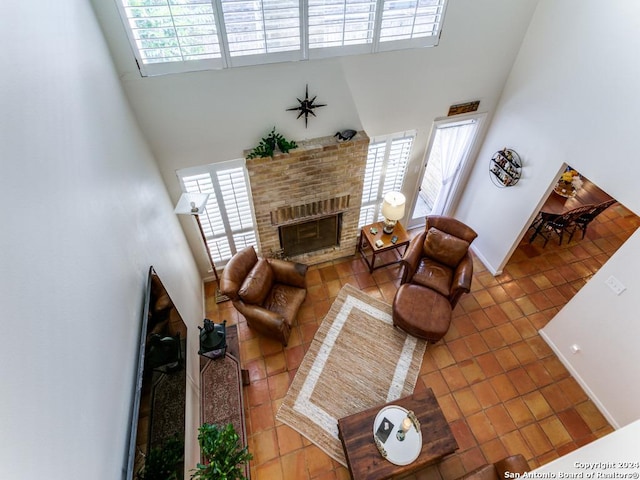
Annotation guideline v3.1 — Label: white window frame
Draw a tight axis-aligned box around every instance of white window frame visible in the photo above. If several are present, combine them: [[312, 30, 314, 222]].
[[177, 158, 258, 268], [115, 0, 448, 76], [358, 130, 416, 228]]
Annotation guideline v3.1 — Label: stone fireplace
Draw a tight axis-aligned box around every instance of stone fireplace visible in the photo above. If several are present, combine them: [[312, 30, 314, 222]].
[[245, 132, 369, 264]]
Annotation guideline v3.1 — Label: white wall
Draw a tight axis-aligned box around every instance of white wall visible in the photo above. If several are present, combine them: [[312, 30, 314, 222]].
[[456, 0, 640, 427], [91, 0, 539, 277], [541, 231, 640, 428], [0, 1, 202, 479]]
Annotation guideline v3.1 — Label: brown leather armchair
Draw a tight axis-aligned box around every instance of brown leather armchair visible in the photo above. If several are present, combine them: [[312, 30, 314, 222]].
[[401, 215, 477, 309], [458, 454, 530, 480], [219, 246, 308, 346]]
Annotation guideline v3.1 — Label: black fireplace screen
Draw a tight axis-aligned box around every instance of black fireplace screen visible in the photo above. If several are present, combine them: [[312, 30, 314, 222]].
[[279, 214, 342, 257]]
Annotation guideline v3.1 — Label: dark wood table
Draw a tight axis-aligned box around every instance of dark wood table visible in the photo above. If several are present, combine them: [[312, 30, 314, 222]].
[[358, 221, 411, 273], [541, 176, 614, 215], [337, 389, 458, 480]]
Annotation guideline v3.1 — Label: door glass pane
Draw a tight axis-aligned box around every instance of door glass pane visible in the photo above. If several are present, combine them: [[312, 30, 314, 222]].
[[410, 118, 478, 225]]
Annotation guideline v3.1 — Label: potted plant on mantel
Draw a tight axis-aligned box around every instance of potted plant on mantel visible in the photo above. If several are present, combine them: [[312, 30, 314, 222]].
[[191, 423, 252, 480], [246, 127, 297, 159]]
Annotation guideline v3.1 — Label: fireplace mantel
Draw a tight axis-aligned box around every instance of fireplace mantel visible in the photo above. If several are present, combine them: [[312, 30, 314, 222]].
[[245, 131, 369, 264], [270, 195, 351, 227]]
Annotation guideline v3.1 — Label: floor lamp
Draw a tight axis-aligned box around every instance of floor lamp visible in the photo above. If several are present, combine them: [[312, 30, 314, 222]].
[[174, 193, 228, 303]]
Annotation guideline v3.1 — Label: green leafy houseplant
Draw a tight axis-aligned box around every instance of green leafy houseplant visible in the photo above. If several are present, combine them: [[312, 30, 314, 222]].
[[136, 434, 184, 480], [246, 127, 297, 159], [191, 423, 252, 480]]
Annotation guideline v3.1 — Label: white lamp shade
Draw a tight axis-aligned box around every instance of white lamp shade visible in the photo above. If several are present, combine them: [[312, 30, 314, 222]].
[[174, 192, 210, 215], [381, 191, 406, 221]]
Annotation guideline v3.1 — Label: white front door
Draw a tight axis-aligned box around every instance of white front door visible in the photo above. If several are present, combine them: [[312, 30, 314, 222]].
[[408, 114, 484, 228]]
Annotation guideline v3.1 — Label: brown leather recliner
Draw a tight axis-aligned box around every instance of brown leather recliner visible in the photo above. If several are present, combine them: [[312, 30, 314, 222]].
[[458, 454, 530, 480], [219, 246, 308, 345], [401, 215, 478, 309]]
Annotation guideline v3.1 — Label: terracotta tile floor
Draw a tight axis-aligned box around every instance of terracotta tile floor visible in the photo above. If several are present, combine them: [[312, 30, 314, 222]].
[[204, 202, 639, 480]]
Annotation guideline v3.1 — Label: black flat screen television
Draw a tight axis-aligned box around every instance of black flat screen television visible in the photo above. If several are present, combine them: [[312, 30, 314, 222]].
[[124, 266, 187, 480]]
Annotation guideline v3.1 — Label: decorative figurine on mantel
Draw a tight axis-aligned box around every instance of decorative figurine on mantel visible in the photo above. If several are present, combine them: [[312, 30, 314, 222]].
[[286, 84, 326, 127], [335, 129, 357, 142]]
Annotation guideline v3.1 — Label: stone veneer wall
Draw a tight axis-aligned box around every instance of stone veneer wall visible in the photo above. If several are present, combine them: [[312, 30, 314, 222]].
[[245, 131, 369, 265]]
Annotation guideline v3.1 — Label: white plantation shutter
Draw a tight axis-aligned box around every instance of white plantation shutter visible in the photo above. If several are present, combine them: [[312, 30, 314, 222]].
[[307, 0, 377, 57], [118, 0, 225, 75], [358, 132, 415, 227], [359, 141, 386, 226], [382, 136, 412, 192], [379, 0, 446, 50], [116, 0, 447, 75], [178, 160, 257, 266], [220, 0, 301, 66], [215, 167, 257, 252]]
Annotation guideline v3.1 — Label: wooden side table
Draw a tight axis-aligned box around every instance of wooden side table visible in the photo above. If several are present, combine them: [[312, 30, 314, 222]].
[[358, 221, 410, 273], [338, 388, 458, 480]]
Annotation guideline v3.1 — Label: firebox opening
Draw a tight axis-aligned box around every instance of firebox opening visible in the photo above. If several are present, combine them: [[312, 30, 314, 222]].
[[279, 214, 342, 257]]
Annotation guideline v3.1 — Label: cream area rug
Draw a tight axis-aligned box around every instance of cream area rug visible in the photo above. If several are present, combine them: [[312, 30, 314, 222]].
[[276, 283, 427, 466]]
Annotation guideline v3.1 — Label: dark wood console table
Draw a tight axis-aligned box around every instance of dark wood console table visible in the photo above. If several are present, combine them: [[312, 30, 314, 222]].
[[200, 324, 249, 476], [338, 388, 458, 480]]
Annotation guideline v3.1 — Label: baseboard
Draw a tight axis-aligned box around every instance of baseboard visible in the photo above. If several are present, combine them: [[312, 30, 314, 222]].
[[202, 272, 217, 283], [470, 244, 502, 276], [538, 329, 620, 430]]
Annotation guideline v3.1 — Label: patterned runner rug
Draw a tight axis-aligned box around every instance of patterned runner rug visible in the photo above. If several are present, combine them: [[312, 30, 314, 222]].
[[276, 283, 426, 466]]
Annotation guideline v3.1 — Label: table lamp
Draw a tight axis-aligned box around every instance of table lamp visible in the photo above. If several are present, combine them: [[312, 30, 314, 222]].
[[381, 191, 406, 234], [174, 192, 210, 215]]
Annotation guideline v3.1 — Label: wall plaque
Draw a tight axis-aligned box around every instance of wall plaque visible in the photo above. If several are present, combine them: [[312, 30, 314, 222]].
[[448, 101, 480, 116]]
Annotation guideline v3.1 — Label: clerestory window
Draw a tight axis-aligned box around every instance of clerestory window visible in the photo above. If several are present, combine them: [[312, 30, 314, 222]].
[[116, 0, 448, 76]]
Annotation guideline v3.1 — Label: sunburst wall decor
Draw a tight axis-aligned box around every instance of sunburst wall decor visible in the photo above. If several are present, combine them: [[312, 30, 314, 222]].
[[286, 84, 326, 127]]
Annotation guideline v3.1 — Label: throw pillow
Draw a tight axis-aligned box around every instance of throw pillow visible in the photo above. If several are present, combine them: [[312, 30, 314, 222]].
[[423, 227, 470, 268], [239, 259, 273, 305]]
